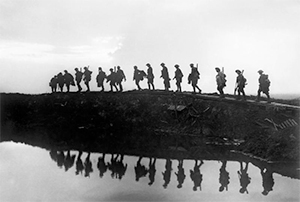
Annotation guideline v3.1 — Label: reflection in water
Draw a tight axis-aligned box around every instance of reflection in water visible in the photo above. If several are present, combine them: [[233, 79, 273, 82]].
[[190, 160, 204, 191], [238, 161, 251, 194], [97, 153, 108, 178], [46, 149, 300, 199], [162, 158, 172, 189], [261, 167, 274, 196], [148, 157, 156, 186], [64, 151, 76, 172], [219, 160, 230, 192], [84, 152, 93, 177], [135, 156, 148, 181], [75, 151, 84, 175], [175, 159, 186, 189]]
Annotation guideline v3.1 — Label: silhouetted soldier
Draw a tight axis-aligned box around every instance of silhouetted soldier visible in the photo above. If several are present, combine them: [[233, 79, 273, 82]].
[[108, 154, 119, 179], [49, 150, 58, 162], [57, 151, 65, 168], [190, 160, 203, 191], [106, 68, 118, 92], [75, 68, 83, 92], [256, 70, 271, 103], [148, 157, 157, 186], [261, 167, 274, 196], [84, 152, 93, 177], [215, 67, 226, 98], [146, 63, 155, 90], [162, 158, 172, 189], [64, 150, 76, 172], [175, 159, 186, 189], [133, 66, 143, 90], [237, 161, 251, 194], [96, 67, 107, 92], [49, 75, 58, 93], [116, 66, 126, 92], [219, 160, 230, 192], [188, 64, 201, 94], [134, 156, 148, 181], [235, 70, 247, 101], [64, 70, 75, 92], [97, 153, 108, 178], [75, 151, 84, 175], [160, 63, 171, 91], [116, 154, 127, 180], [57, 72, 65, 92], [83, 66, 92, 92], [173, 64, 183, 92]]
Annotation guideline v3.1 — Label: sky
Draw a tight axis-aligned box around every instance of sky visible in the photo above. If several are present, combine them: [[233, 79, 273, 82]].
[[0, 0, 299, 96]]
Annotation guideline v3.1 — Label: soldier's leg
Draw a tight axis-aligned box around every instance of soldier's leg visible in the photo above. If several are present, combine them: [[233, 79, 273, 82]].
[[256, 88, 262, 101]]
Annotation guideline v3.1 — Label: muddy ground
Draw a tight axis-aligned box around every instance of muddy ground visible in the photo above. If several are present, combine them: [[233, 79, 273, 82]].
[[1, 91, 299, 163]]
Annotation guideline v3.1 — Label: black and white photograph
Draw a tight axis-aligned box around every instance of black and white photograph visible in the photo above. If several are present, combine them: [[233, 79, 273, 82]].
[[0, 0, 299, 201]]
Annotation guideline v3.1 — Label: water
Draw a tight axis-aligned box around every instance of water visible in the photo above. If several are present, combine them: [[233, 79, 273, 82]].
[[0, 142, 299, 202]]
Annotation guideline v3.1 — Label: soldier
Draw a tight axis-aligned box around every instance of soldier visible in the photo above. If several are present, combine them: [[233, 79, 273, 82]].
[[160, 63, 170, 91], [74, 68, 83, 92], [188, 64, 201, 94], [146, 63, 155, 90], [57, 72, 65, 92], [256, 70, 271, 103], [215, 67, 226, 98], [49, 75, 58, 93], [237, 161, 251, 194], [235, 70, 247, 100], [173, 64, 183, 92], [190, 160, 204, 191], [175, 159, 186, 189], [64, 70, 75, 92], [133, 66, 143, 90], [83, 66, 92, 92], [219, 160, 230, 192], [96, 67, 107, 92], [115, 66, 126, 92], [106, 68, 118, 92]]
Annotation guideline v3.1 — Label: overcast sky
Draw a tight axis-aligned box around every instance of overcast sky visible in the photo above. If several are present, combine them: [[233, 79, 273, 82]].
[[0, 0, 299, 96]]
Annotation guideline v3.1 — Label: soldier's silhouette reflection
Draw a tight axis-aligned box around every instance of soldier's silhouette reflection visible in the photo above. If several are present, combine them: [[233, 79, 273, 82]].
[[175, 159, 186, 189], [135, 156, 148, 182], [162, 158, 172, 189], [261, 167, 274, 196], [49, 150, 58, 162], [84, 152, 93, 177], [57, 151, 65, 168], [116, 154, 127, 180], [238, 161, 251, 194], [108, 154, 119, 179], [190, 160, 203, 191], [64, 150, 75, 172], [75, 151, 84, 175], [219, 160, 230, 192], [97, 153, 108, 178], [148, 157, 157, 186]]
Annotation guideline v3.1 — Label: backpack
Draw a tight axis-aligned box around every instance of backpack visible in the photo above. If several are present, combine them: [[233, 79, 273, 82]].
[[261, 74, 270, 87]]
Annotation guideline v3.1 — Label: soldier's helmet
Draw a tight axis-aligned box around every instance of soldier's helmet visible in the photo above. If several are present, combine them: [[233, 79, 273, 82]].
[[190, 63, 194, 67], [258, 70, 263, 74], [146, 63, 151, 67], [235, 70, 241, 74], [175, 64, 179, 68], [160, 63, 165, 66], [215, 67, 220, 71]]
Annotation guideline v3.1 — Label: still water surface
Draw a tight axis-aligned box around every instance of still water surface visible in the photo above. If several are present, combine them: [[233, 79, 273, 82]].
[[0, 142, 299, 202]]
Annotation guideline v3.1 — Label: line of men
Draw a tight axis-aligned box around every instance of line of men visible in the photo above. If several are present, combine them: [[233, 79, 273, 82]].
[[49, 63, 271, 102]]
